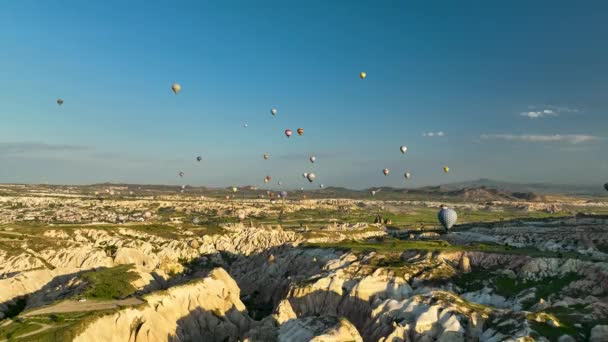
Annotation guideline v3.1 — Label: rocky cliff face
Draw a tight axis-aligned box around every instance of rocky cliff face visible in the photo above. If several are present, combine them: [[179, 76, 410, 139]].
[[74, 268, 253, 342]]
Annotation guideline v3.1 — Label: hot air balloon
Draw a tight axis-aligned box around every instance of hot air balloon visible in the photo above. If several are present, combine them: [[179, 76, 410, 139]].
[[400, 146, 407, 154], [307, 173, 316, 182], [196, 156, 202, 162], [271, 108, 278, 116], [443, 166, 450, 173], [179, 171, 184, 178], [319, 184, 324, 189], [225, 195, 230, 200], [371, 190, 376, 196], [404, 172, 411, 179], [383, 169, 390, 176], [264, 177, 270, 183], [181, 185, 186, 190], [303, 172, 308, 179], [297, 128, 304, 136], [278, 181, 283, 186], [605, 183, 608, 192], [57, 98, 64, 106], [280, 190, 288, 198], [243, 123, 248, 128], [264, 154, 269, 160], [360, 72, 367, 79], [309, 156, 316, 163], [171, 83, 181, 94], [232, 187, 238, 193], [438, 206, 457, 230], [285, 129, 292, 138]]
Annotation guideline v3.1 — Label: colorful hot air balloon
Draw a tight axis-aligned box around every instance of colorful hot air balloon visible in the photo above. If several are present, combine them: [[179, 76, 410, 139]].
[[383, 169, 390, 176], [264, 154, 269, 160], [271, 108, 277, 116], [443, 166, 450, 173], [438, 206, 458, 230], [309, 156, 316, 163], [404, 172, 411, 179], [297, 128, 304, 136], [171, 83, 181, 94], [57, 98, 64, 106], [196, 156, 202, 162], [285, 129, 292, 138], [307, 173, 316, 182], [400, 146, 407, 154], [360, 72, 367, 79]]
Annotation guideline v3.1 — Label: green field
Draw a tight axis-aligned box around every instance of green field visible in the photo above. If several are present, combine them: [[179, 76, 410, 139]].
[[79, 265, 139, 300]]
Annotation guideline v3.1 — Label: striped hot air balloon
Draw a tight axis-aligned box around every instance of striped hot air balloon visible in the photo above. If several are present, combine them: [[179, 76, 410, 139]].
[[438, 206, 458, 231], [297, 128, 304, 136]]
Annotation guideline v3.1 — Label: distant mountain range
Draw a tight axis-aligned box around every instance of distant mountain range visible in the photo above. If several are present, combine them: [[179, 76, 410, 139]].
[[2, 178, 604, 201], [438, 178, 604, 195]]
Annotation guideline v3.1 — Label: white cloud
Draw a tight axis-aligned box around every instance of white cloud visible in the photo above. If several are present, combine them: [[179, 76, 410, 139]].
[[480, 134, 602, 144], [520, 105, 581, 119], [520, 110, 557, 118], [423, 131, 445, 137]]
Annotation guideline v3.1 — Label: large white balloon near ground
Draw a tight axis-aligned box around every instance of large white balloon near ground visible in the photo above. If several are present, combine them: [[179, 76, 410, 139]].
[[438, 206, 458, 230], [171, 83, 181, 94], [307, 173, 316, 182]]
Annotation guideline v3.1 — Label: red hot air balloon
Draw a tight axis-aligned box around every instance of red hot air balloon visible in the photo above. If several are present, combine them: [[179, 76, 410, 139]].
[[285, 129, 292, 138]]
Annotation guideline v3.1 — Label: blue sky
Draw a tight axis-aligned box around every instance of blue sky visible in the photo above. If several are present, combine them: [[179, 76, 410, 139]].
[[1, 1, 607, 189]]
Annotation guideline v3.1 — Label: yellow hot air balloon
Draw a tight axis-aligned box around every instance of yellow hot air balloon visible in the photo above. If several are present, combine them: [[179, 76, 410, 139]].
[[232, 187, 238, 193], [360, 72, 367, 79], [171, 83, 181, 94], [443, 166, 450, 173]]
